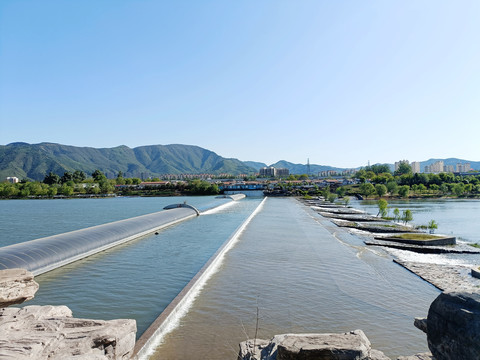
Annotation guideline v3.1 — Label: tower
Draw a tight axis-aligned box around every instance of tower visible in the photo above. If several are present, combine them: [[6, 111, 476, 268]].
[[307, 158, 311, 175]]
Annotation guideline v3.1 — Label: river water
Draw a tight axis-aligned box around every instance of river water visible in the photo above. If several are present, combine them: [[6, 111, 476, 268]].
[[352, 198, 480, 267], [149, 197, 439, 359], [0, 196, 263, 336], [2, 196, 473, 358]]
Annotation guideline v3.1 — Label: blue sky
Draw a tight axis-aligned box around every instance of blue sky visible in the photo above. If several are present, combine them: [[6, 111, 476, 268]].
[[1, 1, 479, 168]]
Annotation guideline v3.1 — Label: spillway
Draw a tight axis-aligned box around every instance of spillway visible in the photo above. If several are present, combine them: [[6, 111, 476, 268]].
[[0, 195, 245, 276]]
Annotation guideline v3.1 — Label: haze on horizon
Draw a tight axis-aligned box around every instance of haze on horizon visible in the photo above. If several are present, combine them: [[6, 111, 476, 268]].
[[1, 1, 480, 168]]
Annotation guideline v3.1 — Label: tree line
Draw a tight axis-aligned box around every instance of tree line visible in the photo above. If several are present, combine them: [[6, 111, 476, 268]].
[[351, 163, 480, 198], [0, 170, 219, 198]]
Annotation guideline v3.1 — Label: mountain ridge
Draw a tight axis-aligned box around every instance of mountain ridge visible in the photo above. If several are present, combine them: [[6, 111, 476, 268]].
[[0, 143, 256, 181], [1, 142, 479, 181]]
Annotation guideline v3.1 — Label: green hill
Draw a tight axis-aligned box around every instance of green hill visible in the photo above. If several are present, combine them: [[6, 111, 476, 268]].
[[0, 143, 257, 181], [270, 160, 346, 175]]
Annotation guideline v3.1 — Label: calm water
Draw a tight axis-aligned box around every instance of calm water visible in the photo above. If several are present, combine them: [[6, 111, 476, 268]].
[[352, 198, 480, 267], [2, 196, 475, 358], [0, 196, 231, 247]]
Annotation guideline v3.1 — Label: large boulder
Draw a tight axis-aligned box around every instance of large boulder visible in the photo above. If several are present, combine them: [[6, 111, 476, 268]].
[[426, 291, 480, 360], [0, 268, 39, 307], [238, 330, 391, 360], [0, 305, 136, 359]]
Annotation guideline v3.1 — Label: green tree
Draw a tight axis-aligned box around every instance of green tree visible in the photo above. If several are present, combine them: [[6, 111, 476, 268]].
[[208, 183, 220, 195], [336, 186, 346, 198], [355, 169, 367, 183], [131, 178, 142, 185], [393, 208, 400, 222], [453, 183, 465, 197], [73, 170, 86, 183], [92, 169, 106, 182], [402, 209, 413, 225], [440, 183, 449, 195], [327, 193, 337, 203], [428, 219, 438, 234], [398, 185, 410, 198], [321, 185, 331, 200], [99, 179, 115, 194], [377, 199, 388, 218], [386, 181, 398, 195], [47, 186, 58, 197], [60, 184, 74, 196], [43, 172, 60, 185], [375, 184, 387, 197], [417, 184, 427, 193], [61, 171, 74, 184], [359, 183, 375, 198], [365, 164, 392, 175], [116, 171, 125, 185], [464, 183, 473, 195], [343, 196, 350, 206], [394, 162, 412, 176]]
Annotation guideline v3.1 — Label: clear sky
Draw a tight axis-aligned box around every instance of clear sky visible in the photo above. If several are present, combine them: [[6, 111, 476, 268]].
[[1, 1, 479, 168]]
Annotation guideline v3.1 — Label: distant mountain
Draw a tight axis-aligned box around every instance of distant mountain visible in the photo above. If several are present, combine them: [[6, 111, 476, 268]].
[[243, 161, 267, 171], [270, 160, 346, 175], [0, 143, 257, 181]]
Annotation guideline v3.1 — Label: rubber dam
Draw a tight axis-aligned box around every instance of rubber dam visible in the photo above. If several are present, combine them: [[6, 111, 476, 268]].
[[0, 194, 245, 276]]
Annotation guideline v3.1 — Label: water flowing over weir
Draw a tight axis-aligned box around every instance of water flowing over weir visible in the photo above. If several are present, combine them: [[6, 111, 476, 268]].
[[133, 197, 266, 360], [0, 195, 245, 276]]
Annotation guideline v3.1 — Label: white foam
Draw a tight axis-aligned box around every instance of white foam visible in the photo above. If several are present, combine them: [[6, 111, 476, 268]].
[[385, 247, 476, 266], [137, 197, 267, 360], [201, 199, 237, 215]]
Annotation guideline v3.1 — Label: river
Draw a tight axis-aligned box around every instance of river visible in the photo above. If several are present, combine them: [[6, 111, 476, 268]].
[[2, 196, 476, 358], [352, 198, 480, 267]]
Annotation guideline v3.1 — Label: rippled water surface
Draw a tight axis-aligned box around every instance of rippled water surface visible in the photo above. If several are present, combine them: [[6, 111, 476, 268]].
[[151, 198, 440, 359]]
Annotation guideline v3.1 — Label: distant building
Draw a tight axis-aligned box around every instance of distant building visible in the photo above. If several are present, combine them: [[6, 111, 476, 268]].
[[394, 160, 409, 172], [259, 167, 289, 177], [6, 177, 19, 184], [444, 165, 455, 173], [275, 168, 290, 177], [411, 161, 420, 174], [456, 163, 471, 173], [424, 161, 444, 174]]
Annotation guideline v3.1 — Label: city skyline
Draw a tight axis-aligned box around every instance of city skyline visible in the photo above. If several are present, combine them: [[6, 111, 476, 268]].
[[1, 1, 480, 167]]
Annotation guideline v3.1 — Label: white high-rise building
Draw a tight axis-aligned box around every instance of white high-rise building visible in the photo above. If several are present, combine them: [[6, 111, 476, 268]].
[[411, 161, 420, 174], [456, 163, 471, 173], [425, 161, 444, 173]]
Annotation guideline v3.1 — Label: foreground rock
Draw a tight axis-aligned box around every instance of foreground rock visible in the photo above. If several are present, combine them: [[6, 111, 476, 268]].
[[0, 269, 136, 359], [0, 305, 136, 359], [238, 330, 391, 360], [426, 292, 480, 360], [0, 268, 39, 307]]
